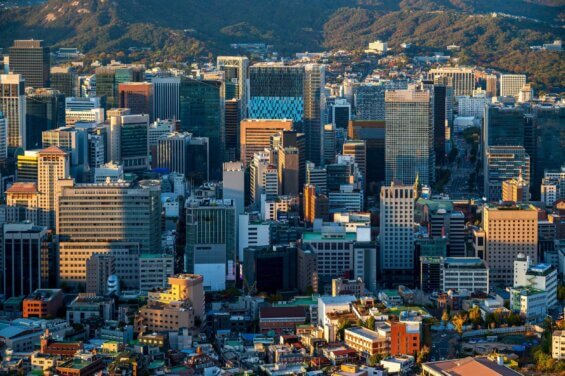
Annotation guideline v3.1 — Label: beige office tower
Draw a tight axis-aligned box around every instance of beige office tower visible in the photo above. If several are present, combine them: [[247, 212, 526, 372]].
[[240, 119, 292, 165], [483, 203, 538, 287], [500, 74, 526, 98], [38, 146, 69, 229], [249, 151, 278, 206], [0, 74, 26, 150], [428, 67, 475, 96], [486, 74, 498, 97], [502, 173, 529, 203], [86, 254, 116, 296], [343, 140, 367, 189], [148, 274, 205, 319], [57, 180, 162, 285], [278, 146, 299, 195]]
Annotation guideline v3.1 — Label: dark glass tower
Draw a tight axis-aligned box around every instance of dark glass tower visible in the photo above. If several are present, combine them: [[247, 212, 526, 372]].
[[26, 88, 65, 149], [9, 40, 50, 88], [179, 77, 223, 180]]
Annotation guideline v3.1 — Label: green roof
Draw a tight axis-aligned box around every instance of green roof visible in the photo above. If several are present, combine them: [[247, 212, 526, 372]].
[[273, 295, 320, 307], [386, 306, 431, 316], [417, 198, 454, 212], [302, 231, 356, 242]]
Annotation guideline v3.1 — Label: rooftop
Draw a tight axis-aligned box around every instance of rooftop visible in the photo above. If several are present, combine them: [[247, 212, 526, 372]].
[[423, 356, 522, 376], [6, 182, 38, 194], [345, 326, 384, 341], [259, 306, 306, 319]]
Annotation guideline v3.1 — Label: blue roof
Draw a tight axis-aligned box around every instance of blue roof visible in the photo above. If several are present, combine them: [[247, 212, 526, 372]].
[[0, 325, 30, 339]]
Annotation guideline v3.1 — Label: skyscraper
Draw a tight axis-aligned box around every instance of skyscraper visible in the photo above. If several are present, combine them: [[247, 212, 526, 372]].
[[484, 146, 530, 201], [385, 86, 435, 186], [2, 223, 53, 299], [348, 120, 386, 194], [217, 56, 249, 117], [330, 98, 351, 130], [0, 111, 7, 165], [500, 74, 526, 98], [224, 98, 240, 161], [57, 180, 162, 285], [108, 110, 149, 172], [38, 146, 69, 229], [248, 64, 304, 123], [179, 77, 224, 179], [223, 161, 245, 215], [249, 151, 278, 206], [95, 64, 144, 109], [152, 76, 180, 120], [239, 119, 293, 165], [185, 198, 236, 291], [0, 73, 26, 150], [9, 40, 50, 88], [343, 140, 367, 190], [483, 104, 527, 149], [50, 66, 78, 97], [428, 67, 475, 96], [486, 74, 497, 97], [42, 126, 91, 182], [380, 182, 415, 285], [118, 82, 153, 120], [483, 203, 538, 287], [155, 132, 209, 184], [26, 88, 65, 149], [303, 64, 325, 164]]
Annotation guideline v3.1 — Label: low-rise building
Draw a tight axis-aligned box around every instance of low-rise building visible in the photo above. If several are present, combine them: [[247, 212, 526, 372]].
[[259, 306, 307, 334], [23, 289, 64, 318], [509, 286, 547, 322], [441, 257, 489, 294], [66, 294, 115, 324], [552, 330, 565, 360], [344, 326, 390, 359]]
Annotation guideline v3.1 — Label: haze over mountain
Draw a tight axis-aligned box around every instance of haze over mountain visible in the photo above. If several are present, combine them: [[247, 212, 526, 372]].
[[1, 0, 563, 88]]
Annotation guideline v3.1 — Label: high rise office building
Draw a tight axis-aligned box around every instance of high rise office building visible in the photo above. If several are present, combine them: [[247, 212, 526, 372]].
[[343, 140, 367, 189], [152, 76, 180, 120], [57, 180, 161, 285], [348, 120, 386, 194], [223, 161, 245, 215], [0, 73, 26, 150], [224, 99, 240, 161], [385, 86, 435, 186], [38, 146, 70, 229], [500, 74, 526, 98], [430, 83, 447, 164], [95, 64, 144, 109], [239, 119, 293, 165], [42, 126, 90, 182], [303, 64, 325, 164], [26, 88, 65, 149], [486, 74, 497, 97], [483, 203, 538, 287], [248, 64, 304, 123], [108, 110, 149, 172], [530, 105, 565, 199], [355, 84, 387, 121], [155, 132, 209, 184], [217, 56, 249, 117], [330, 98, 351, 130], [306, 162, 327, 195], [380, 182, 415, 285], [483, 104, 530, 159], [179, 77, 224, 179], [0, 112, 7, 164], [484, 146, 530, 201], [118, 82, 153, 120], [185, 198, 236, 291], [9, 40, 50, 88], [50, 66, 78, 97], [249, 151, 278, 206], [428, 67, 475, 96], [2, 223, 52, 299]]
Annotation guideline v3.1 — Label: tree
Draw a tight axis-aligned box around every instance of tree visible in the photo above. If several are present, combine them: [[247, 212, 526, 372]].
[[452, 312, 468, 335], [365, 316, 376, 330], [417, 345, 431, 364], [368, 353, 383, 367], [337, 318, 351, 341], [441, 310, 450, 323], [468, 306, 483, 326]]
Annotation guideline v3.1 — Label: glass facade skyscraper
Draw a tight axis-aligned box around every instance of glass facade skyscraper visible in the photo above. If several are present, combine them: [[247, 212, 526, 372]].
[[179, 77, 224, 180], [385, 86, 435, 186], [9, 40, 50, 89]]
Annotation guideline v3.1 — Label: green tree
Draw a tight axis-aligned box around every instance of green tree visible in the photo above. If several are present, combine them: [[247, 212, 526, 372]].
[[337, 318, 351, 341], [365, 316, 376, 330], [417, 345, 431, 364], [368, 353, 383, 366]]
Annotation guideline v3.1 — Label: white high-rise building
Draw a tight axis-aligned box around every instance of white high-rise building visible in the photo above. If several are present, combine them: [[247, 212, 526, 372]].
[[514, 254, 558, 308], [217, 56, 249, 117], [249, 151, 278, 207], [0, 74, 26, 149], [223, 161, 245, 215], [500, 74, 526, 98], [379, 182, 415, 275], [428, 67, 475, 96], [238, 213, 270, 261]]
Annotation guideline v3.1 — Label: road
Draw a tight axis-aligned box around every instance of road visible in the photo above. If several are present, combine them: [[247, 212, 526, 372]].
[[431, 331, 460, 361], [445, 131, 480, 199]]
